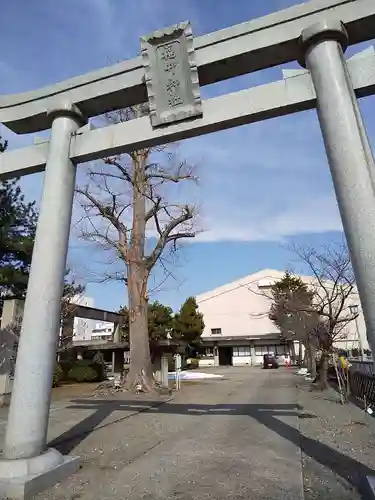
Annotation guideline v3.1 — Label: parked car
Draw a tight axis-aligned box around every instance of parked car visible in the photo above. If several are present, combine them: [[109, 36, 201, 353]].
[[263, 353, 279, 369]]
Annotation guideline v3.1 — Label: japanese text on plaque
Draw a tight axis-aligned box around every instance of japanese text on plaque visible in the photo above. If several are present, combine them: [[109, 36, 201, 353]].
[[157, 41, 184, 108]]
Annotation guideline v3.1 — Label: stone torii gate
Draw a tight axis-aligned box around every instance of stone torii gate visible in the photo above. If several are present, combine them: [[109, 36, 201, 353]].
[[1, 0, 375, 497]]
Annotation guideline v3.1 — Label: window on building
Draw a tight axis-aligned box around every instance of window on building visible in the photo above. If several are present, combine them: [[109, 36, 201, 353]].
[[211, 328, 222, 335], [204, 347, 214, 357], [233, 346, 251, 357], [276, 344, 287, 355], [255, 345, 274, 356]]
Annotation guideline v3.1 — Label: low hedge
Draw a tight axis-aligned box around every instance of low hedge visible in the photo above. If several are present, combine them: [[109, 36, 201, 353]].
[[68, 364, 98, 383], [183, 358, 200, 370], [58, 359, 106, 383], [53, 363, 64, 387]]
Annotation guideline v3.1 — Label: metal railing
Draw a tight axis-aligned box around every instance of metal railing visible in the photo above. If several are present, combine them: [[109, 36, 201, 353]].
[[349, 359, 374, 376], [349, 370, 375, 406]]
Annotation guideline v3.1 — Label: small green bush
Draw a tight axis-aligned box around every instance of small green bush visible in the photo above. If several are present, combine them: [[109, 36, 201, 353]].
[[52, 363, 64, 387], [67, 365, 98, 383], [184, 358, 199, 370], [59, 360, 73, 380], [60, 359, 106, 383]]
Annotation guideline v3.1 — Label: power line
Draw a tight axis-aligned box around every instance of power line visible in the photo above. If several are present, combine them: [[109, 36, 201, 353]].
[[196, 275, 279, 305]]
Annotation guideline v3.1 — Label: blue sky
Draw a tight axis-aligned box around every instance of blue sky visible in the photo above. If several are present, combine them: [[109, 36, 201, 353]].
[[1, 0, 374, 312]]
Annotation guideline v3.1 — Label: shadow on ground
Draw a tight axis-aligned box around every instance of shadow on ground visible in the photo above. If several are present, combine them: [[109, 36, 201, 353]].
[[48, 398, 374, 497]]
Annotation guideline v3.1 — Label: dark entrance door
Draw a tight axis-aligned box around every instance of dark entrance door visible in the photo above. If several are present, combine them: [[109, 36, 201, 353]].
[[219, 346, 232, 365]]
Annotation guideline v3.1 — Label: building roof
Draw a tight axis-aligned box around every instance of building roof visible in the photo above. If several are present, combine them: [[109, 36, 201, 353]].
[[196, 268, 310, 304]]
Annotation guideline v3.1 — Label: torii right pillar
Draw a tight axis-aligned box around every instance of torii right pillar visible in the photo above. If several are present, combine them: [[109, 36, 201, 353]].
[[300, 20, 375, 362]]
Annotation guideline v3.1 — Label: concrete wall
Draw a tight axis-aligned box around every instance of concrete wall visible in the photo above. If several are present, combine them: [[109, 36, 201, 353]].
[[197, 269, 283, 340], [71, 295, 95, 341], [199, 358, 215, 368], [232, 356, 252, 366]]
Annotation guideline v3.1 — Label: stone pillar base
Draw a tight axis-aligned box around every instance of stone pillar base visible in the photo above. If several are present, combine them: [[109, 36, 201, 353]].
[[153, 355, 162, 384], [161, 355, 169, 388], [0, 448, 80, 499]]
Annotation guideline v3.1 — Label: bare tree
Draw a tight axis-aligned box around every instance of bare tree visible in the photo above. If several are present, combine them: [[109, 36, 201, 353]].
[[268, 271, 320, 377], [288, 242, 358, 389], [75, 106, 198, 392]]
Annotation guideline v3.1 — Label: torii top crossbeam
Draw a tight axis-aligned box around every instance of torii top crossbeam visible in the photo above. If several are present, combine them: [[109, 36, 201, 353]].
[[0, 0, 374, 134]]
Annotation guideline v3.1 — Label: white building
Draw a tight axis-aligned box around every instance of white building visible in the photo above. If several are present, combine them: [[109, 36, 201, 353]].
[[197, 269, 368, 367], [68, 294, 96, 342], [91, 322, 115, 341]]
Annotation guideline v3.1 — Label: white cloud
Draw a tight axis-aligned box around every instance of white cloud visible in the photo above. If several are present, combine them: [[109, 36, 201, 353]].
[[173, 104, 345, 243], [196, 194, 342, 243]]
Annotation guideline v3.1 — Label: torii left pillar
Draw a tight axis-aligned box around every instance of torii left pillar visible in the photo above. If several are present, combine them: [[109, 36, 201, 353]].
[[0, 102, 86, 499]]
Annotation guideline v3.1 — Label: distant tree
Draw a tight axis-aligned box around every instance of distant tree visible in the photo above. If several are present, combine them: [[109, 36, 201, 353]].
[[0, 136, 38, 298], [60, 270, 86, 323], [118, 305, 130, 341], [173, 297, 205, 344], [269, 271, 319, 376], [148, 301, 173, 342], [0, 136, 84, 347], [119, 300, 173, 344], [285, 243, 357, 389]]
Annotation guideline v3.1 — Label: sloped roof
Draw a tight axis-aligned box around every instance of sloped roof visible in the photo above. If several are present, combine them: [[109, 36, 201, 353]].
[[196, 268, 315, 303]]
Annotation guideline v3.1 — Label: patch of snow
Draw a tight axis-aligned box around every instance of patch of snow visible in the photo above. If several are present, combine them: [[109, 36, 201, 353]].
[[296, 368, 308, 375], [168, 371, 224, 380]]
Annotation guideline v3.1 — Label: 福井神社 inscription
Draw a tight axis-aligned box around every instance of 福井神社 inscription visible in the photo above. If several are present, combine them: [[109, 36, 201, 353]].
[[158, 41, 184, 108], [141, 22, 202, 127]]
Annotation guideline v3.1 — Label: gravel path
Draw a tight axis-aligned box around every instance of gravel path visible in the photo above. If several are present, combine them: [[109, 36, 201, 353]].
[[18, 367, 375, 500], [297, 377, 375, 499], [35, 367, 304, 500]]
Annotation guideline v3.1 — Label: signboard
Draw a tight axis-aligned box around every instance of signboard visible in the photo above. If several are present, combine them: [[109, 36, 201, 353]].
[[141, 21, 203, 127]]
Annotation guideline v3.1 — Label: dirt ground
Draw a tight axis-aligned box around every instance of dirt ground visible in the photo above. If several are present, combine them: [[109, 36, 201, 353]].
[[51, 383, 98, 402]]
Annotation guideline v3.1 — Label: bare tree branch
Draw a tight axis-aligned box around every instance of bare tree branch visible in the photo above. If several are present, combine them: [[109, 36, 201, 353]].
[[146, 205, 195, 270], [284, 242, 357, 347], [74, 105, 200, 391]]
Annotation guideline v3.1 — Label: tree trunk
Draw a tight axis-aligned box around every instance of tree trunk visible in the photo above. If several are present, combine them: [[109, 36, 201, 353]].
[[298, 341, 303, 365], [60, 315, 74, 348], [302, 344, 308, 368], [317, 349, 330, 390], [306, 343, 312, 373], [126, 264, 154, 391], [310, 346, 317, 380], [125, 151, 154, 392]]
